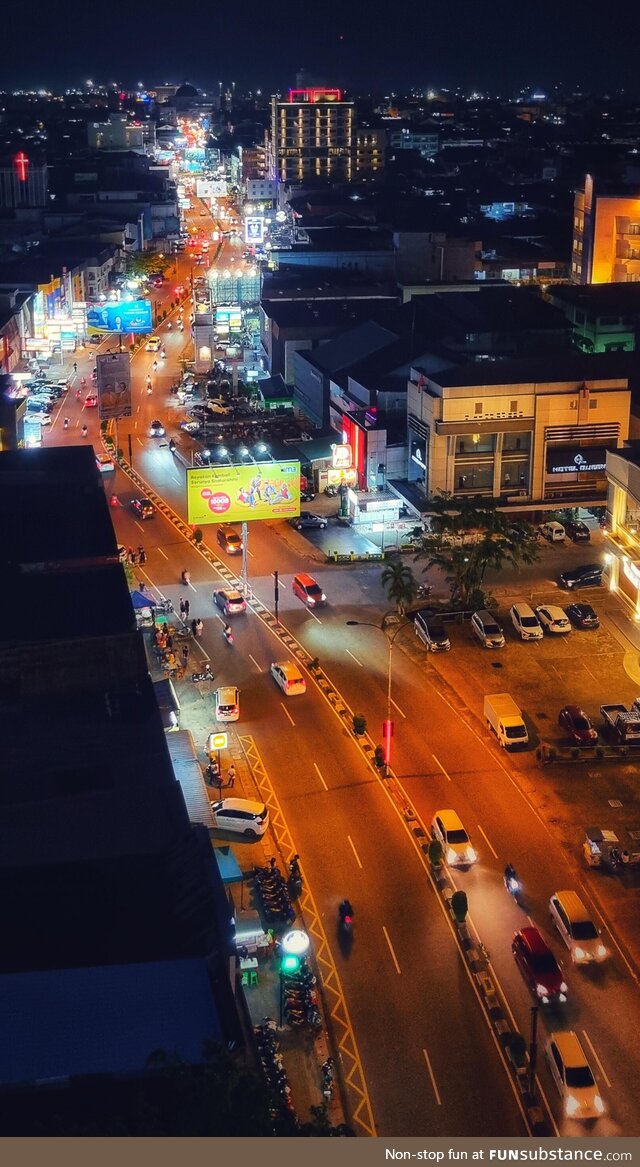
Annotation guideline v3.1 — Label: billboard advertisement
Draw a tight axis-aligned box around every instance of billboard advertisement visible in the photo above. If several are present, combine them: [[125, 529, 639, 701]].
[[96, 351, 132, 421], [244, 215, 265, 245], [215, 305, 242, 335], [186, 461, 300, 526], [86, 300, 153, 334]]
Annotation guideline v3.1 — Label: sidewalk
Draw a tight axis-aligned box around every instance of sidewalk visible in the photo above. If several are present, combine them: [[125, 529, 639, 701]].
[[145, 630, 342, 1127]]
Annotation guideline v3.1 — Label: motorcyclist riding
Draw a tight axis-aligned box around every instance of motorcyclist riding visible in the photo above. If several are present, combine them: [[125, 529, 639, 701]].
[[223, 623, 233, 643], [339, 899, 354, 922], [504, 864, 520, 892], [181, 569, 190, 586]]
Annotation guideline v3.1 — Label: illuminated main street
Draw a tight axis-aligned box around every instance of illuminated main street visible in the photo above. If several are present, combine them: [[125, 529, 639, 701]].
[[43, 195, 640, 1137]]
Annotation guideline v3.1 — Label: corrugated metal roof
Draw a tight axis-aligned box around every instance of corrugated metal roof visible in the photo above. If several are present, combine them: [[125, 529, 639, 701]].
[[166, 731, 214, 827]]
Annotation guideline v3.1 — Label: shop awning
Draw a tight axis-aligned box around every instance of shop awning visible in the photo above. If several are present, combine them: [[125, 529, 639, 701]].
[[214, 846, 243, 884]]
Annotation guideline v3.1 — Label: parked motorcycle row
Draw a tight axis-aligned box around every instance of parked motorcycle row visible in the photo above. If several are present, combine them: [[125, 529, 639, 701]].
[[253, 863, 295, 923], [282, 958, 322, 1030], [254, 1018, 296, 1118]]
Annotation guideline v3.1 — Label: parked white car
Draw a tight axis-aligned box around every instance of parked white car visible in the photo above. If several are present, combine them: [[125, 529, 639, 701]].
[[535, 605, 571, 634], [510, 603, 543, 641]]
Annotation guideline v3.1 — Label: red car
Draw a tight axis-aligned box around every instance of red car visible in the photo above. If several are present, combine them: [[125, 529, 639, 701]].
[[512, 927, 568, 1004], [84, 393, 98, 408], [558, 704, 598, 745]]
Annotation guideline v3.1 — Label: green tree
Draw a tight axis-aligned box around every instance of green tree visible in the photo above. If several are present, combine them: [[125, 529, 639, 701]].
[[416, 493, 538, 609], [381, 556, 417, 614], [126, 252, 169, 279]]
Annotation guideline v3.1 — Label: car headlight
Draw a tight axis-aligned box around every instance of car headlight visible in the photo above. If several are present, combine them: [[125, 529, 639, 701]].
[[565, 1095, 580, 1117], [308, 597, 315, 605], [594, 1095, 605, 1115], [446, 848, 457, 865], [574, 947, 586, 960], [596, 943, 607, 958], [535, 984, 548, 998], [466, 846, 477, 863], [560, 982, 568, 993]]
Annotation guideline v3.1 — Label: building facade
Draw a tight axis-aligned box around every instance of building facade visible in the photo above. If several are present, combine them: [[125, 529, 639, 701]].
[[407, 359, 630, 511], [604, 447, 640, 615], [573, 174, 640, 284], [268, 89, 355, 184]]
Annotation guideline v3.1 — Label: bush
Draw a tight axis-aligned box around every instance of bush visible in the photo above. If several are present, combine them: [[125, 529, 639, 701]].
[[428, 840, 443, 868], [373, 745, 385, 769], [503, 1032, 527, 1068], [451, 890, 468, 923], [352, 714, 367, 736]]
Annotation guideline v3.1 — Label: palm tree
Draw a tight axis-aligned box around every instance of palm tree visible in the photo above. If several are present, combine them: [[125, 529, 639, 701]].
[[381, 557, 417, 615]]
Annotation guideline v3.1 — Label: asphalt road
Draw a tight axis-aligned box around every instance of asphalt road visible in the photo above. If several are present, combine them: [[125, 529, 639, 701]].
[[39, 198, 640, 1136]]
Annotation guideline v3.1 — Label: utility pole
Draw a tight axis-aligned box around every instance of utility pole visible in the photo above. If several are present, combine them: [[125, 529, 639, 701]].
[[273, 570, 279, 623]]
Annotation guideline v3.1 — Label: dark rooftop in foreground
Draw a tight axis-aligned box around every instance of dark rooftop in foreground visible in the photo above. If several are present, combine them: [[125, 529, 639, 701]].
[[417, 350, 638, 388]]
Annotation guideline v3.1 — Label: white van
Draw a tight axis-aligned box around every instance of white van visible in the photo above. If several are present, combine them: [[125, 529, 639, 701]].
[[540, 521, 566, 543], [210, 798, 268, 838], [549, 890, 607, 964]]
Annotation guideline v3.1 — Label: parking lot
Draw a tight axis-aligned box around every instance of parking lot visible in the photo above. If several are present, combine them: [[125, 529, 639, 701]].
[[395, 548, 640, 955]]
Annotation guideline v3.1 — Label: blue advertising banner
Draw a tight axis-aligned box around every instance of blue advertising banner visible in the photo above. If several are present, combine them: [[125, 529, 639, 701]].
[[86, 300, 153, 334]]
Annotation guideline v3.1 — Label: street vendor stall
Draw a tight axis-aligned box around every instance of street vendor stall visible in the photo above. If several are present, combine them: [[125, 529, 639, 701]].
[[583, 827, 640, 869]]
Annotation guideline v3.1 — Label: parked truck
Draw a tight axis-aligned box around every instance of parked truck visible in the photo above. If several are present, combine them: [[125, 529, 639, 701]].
[[484, 693, 529, 749], [600, 703, 640, 741]]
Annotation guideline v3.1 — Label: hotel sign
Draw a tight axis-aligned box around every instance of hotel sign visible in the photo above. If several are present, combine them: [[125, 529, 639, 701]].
[[546, 446, 608, 475]]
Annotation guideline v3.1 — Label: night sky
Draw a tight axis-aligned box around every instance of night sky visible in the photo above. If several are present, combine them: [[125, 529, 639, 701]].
[[7, 0, 636, 94]]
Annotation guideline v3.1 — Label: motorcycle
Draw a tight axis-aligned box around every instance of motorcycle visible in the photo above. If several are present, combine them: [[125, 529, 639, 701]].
[[222, 625, 234, 645], [181, 570, 191, 586], [324, 485, 338, 497], [192, 665, 214, 683], [167, 321, 172, 330], [339, 899, 354, 934], [504, 867, 522, 901]]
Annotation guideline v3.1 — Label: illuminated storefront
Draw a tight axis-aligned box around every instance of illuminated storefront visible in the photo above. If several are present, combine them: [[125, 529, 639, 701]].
[[603, 447, 640, 615]]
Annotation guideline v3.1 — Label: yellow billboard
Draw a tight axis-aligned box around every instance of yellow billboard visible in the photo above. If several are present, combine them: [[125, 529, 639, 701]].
[[186, 461, 301, 526]]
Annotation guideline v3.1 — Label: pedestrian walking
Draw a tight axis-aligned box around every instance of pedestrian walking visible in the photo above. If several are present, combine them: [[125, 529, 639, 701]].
[[191, 619, 197, 637], [227, 764, 236, 788], [138, 545, 146, 565], [181, 645, 189, 668], [184, 599, 190, 620], [195, 618, 203, 638], [166, 633, 173, 651], [128, 547, 136, 565], [179, 598, 186, 621]]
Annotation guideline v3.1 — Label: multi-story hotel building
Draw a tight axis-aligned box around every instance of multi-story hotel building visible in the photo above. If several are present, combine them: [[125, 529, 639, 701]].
[[268, 89, 355, 184]]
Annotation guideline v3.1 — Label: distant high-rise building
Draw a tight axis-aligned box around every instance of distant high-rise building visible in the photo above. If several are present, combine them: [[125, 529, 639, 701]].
[[573, 174, 640, 284], [268, 89, 355, 183]]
